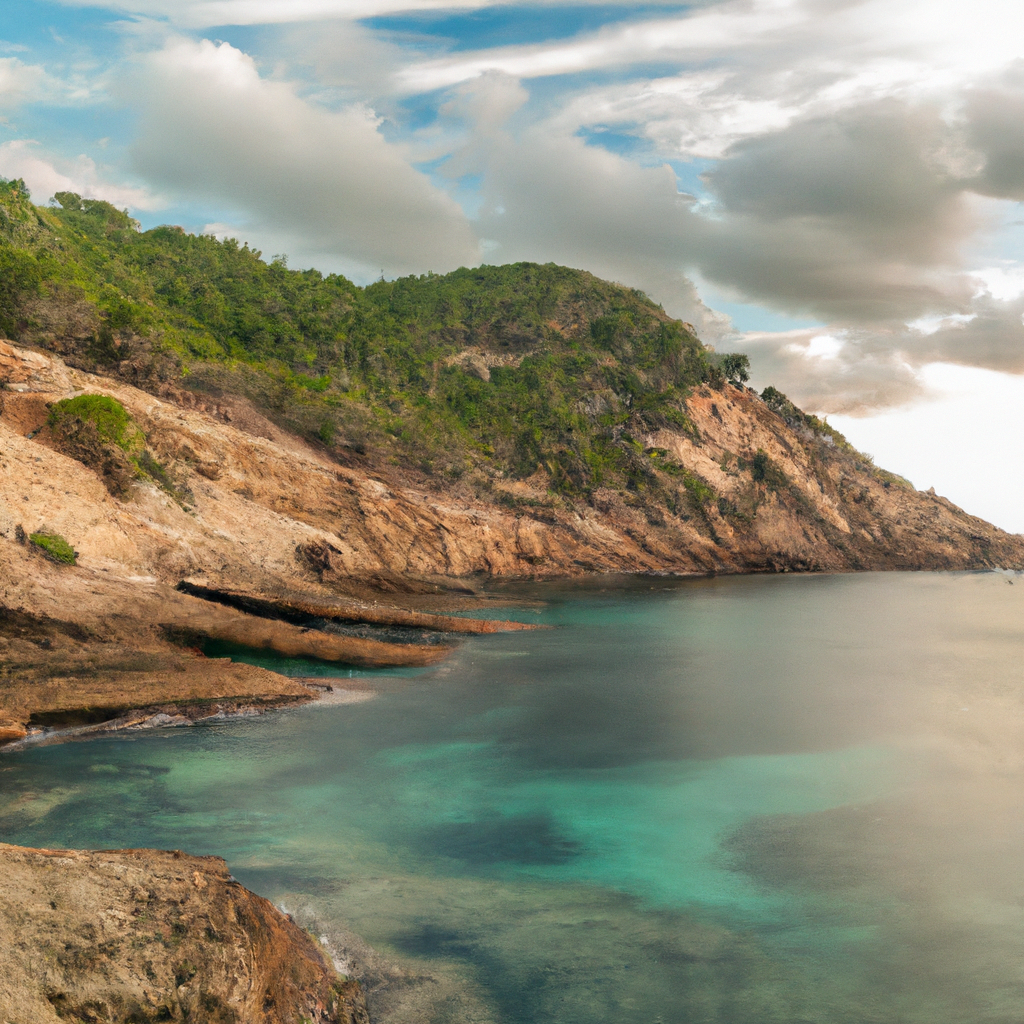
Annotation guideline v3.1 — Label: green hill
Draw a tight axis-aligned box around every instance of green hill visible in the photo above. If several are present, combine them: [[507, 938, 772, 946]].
[[0, 177, 745, 493]]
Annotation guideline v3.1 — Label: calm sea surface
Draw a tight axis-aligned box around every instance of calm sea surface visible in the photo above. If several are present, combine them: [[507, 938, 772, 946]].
[[3, 572, 1024, 1022]]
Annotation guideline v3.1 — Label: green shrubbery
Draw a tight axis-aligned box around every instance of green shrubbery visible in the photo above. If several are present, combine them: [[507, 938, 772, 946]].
[[0, 178, 737, 495], [751, 449, 788, 490], [760, 385, 852, 451], [48, 394, 144, 454], [47, 394, 144, 497], [45, 393, 193, 504], [29, 531, 77, 564], [18, 181, 913, 506]]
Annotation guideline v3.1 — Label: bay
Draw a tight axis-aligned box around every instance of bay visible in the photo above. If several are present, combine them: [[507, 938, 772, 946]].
[[3, 571, 1024, 1022]]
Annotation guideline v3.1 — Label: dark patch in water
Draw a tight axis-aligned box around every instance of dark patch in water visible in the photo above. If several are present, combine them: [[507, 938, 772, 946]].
[[231, 866, 350, 897], [393, 922, 479, 960], [391, 922, 548, 1024], [722, 806, 879, 893], [420, 813, 581, 865]]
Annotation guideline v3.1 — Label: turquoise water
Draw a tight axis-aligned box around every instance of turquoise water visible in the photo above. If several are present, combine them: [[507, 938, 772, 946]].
[[3, 572, 1024, 1021]]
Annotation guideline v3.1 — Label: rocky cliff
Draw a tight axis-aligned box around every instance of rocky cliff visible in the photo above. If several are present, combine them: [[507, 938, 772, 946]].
[[3, 336, 1023, 746], [0, 843, 368, 1024], [4, 282, 1024, 1021]]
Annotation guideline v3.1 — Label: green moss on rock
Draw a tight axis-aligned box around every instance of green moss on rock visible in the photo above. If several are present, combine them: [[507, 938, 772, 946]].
[[48, 394, 144, 455]]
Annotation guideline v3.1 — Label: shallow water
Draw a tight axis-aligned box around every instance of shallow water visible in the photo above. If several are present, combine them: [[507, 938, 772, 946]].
[[4, 572, 1024, 1022]]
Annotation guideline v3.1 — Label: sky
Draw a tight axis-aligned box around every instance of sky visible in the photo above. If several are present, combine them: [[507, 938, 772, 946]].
[[1, 0, 1023, 532]]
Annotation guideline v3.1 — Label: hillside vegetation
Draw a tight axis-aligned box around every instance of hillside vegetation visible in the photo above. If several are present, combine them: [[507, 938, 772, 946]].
[[0, 177, 774, 495]]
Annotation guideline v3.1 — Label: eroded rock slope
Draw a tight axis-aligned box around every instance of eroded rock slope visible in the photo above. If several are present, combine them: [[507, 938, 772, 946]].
[[2, 338, 1022, 741]]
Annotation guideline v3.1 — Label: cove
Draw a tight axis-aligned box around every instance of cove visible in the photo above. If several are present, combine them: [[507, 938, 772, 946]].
[[3, 571, 1024, 1023]]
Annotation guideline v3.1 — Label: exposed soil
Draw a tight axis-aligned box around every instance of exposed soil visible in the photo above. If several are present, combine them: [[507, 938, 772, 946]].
[[3, 338, 1024, 1021]]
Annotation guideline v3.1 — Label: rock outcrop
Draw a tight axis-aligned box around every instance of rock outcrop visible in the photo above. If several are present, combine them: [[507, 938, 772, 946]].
[[3, 336, 1024, 1020], [0, 843, 368, 1024]]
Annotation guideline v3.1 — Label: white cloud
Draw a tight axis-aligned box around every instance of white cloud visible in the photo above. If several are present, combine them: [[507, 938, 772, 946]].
[[741, 327, 926, 414], [831, 363, 1024, 533], [127, 37, 478, 277], [908, 313, 976, 335], [801, 334, 845, 360], [28, 0, 1024, 416], [0, 139, 161, 210], [52, 0, 691, 28], [0, 57, 50, 108], [398, 2, 804, 94], [970, 265, 1024, 303]]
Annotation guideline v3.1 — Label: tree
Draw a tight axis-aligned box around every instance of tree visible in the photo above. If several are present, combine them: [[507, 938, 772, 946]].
[[719, 352, 750, 384]]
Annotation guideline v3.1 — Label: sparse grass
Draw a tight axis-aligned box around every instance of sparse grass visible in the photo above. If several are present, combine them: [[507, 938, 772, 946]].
[[682, 472, 717, 506], [751, 450, 789, 490]]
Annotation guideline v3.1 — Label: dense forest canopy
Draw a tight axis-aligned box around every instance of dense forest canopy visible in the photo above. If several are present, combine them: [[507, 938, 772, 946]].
[[0, 177, 779, 495]]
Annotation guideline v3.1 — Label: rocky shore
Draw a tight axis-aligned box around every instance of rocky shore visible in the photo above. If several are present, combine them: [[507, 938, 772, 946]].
[[4, 337, 1024, 1020], [0, 843, 369, 1024]]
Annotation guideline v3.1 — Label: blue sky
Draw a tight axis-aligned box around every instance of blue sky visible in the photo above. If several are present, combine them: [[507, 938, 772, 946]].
[[3, 0, 1024, 528]]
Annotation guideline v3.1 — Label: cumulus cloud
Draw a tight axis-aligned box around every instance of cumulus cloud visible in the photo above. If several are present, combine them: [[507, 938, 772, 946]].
[[438, 74, 726, 339], [30, 0, 1024, 414], [964, 74, 1024, 202], [0, 139, 160, 209], [407, 0, 1024, 413], [695, 102, 981, 323], [741, 328, 926, 414], [442, 78, 973, 340], [127, 38, 478, 277], [0, 57, 50, 108]]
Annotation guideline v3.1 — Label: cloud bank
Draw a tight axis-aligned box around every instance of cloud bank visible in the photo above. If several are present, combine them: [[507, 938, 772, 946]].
[[128, 38, 478, 276], [18, 0, 1024, 414]]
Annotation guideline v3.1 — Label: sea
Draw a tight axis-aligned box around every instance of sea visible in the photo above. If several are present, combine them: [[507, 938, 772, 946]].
[[3, 571, 1024, 1023]]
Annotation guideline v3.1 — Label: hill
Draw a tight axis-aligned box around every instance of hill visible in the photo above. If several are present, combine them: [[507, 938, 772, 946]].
[[2, 178, 1024, 1021], [0, 178, 720, 493], [2, 176, 1024, 745]]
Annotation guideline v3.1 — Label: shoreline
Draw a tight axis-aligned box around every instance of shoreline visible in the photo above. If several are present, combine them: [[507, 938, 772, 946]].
[[0, 679, 383, 754]]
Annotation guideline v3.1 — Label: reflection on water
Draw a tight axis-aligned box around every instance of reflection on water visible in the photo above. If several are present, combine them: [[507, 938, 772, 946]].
[[3, 572, 1024, 1021]]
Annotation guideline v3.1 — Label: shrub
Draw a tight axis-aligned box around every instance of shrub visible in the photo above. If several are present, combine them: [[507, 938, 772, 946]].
[[48, 394, 144, 454], [48, 394, 146, 497], [682, 472, 717, 506], [751, 449, 788, 489], [760, 385, 789, 413], [29, 531, 77, 564], [136, 449, 195, 507]]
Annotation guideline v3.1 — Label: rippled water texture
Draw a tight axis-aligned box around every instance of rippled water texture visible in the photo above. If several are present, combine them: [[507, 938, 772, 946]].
[[4, 572, 1024, 1022]]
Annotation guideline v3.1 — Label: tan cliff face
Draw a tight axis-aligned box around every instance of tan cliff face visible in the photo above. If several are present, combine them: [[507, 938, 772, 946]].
[[2, 339, 1024, 1021], [0, 843, 368, 1024], [2, 338, 1023, 741], [2, 339, 1020, 591]]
